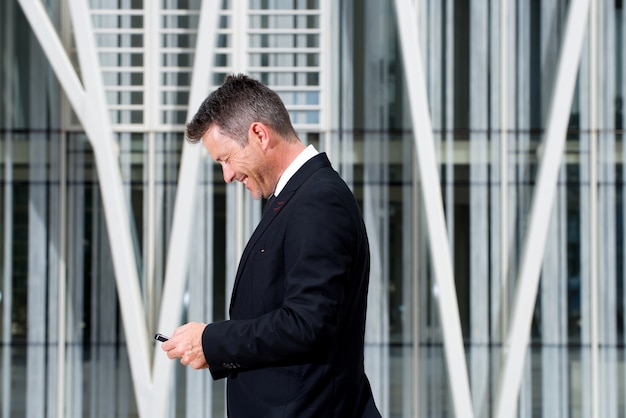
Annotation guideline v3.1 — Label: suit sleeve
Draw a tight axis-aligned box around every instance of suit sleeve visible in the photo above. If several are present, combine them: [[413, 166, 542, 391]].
[[202, 179, 358, 378]]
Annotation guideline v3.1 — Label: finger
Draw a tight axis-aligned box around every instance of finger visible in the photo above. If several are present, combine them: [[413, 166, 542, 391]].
[[180, 349, 196, 367], [161, 339, 173, 351], [164, 340, 186, 359], [190, 358, 209, 370]]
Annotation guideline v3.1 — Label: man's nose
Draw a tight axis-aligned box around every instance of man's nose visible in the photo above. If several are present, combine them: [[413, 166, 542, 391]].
[[222, 164, 236, 183]]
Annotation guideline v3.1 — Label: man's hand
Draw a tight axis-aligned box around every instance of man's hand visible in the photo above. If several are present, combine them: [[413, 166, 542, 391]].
[[161, 322, 209, 369]]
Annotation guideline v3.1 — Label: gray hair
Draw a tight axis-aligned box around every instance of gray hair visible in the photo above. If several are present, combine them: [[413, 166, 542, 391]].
[[185, 74, 298, 146]]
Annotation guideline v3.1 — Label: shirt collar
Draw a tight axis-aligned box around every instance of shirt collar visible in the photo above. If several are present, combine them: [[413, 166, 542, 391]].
[[274, 144, 319, 197]]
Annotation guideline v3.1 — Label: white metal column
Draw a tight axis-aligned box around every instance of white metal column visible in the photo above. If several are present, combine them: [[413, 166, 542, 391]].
[[588, 2, 600, 416], [1, 1, 15, 417]]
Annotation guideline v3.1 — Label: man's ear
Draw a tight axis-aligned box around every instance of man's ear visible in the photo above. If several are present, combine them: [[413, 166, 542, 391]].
[[249, 122, 271, 151]]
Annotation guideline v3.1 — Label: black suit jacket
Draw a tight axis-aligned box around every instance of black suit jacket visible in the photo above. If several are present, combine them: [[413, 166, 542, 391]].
[[202, 153, 380, 417]]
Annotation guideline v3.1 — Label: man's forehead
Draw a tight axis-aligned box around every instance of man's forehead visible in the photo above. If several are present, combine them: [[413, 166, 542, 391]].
[[202, 127, 238, 159]]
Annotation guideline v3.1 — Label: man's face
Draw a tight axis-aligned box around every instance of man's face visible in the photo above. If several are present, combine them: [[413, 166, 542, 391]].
[[202, 125, 275, 200]]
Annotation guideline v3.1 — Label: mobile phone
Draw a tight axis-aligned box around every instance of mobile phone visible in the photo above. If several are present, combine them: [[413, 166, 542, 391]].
[[154, 333, 169, 342]]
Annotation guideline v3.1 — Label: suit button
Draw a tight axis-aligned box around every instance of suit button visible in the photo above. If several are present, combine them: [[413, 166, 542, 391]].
[[223, 362, 240, 369]]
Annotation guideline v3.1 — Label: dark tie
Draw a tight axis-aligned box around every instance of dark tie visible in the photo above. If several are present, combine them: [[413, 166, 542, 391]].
[[263, 194, 276, 214]]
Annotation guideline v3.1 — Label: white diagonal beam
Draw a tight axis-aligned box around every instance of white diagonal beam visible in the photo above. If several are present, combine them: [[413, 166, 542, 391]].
[[17, 0, 86, 118], [152, 1, 220, 416], [494, 1, 590, 417], [65, 1, 152, 413], [17, 1, 152, 417], [393, 0, 474, 417]]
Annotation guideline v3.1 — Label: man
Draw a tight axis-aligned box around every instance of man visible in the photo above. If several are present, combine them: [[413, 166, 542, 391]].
[[162, 74, 380, 417]]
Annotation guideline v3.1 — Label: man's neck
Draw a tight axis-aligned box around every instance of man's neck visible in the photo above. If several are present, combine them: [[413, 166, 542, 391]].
[[271, 140, 307, 186], [272, 143, 319, 197]]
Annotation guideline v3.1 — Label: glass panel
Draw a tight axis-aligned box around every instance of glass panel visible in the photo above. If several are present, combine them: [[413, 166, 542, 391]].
[[99, 52, 144, 67], [93, 14, 144, 29], [162, 14, 200, 29], [96, 33, 144, 48], [161, 34, 196, 48], [249, 14, 320, 29], [249, 0, 319, 10], [249, 33, 319, 48], [106, 90, 144, 105]]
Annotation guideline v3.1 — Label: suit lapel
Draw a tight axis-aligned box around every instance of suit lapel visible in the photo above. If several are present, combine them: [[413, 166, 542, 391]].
[[228, 153, 332, 313]]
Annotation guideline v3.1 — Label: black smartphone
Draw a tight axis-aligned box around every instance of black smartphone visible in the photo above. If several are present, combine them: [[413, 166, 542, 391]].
[[154, 333, 169, 342]]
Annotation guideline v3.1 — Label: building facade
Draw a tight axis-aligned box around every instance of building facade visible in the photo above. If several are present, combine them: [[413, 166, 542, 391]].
[[0, 0, 623, 417]]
